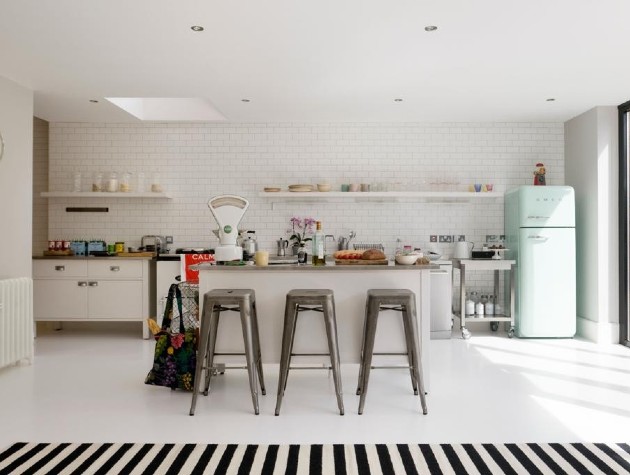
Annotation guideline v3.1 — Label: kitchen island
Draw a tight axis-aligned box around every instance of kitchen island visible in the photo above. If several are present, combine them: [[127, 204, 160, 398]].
[[196, 262, 437, 389]]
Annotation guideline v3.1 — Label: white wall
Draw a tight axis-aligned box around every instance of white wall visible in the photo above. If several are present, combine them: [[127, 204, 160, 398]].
[[565, 107, 619, 343], [0, 76, 33, 279]]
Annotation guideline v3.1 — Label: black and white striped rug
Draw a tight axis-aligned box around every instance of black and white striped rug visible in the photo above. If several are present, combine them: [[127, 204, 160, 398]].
[[1, 442, 629, 474]]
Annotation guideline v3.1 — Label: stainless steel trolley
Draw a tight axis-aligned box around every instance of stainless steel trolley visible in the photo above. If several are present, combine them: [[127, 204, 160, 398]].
[[452, 258, 516, 339]]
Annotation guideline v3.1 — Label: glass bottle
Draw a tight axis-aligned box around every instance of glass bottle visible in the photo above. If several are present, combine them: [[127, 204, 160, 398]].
[[465, 292, 476, 315], [311, 221, 326, 266], [485, 295, 495, 315]]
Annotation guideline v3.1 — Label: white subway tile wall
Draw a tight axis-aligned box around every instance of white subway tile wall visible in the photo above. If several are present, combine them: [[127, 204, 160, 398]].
[[47, 121, 564, 287]]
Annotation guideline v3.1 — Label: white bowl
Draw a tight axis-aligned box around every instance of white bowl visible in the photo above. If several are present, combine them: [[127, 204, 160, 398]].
[[426, 251, 442, 261], [395, 254, 418, 265], [317, 183, 332, 192]]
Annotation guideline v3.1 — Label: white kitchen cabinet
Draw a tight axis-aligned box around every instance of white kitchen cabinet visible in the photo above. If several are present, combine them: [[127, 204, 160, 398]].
[[33, 258, 151, 338]]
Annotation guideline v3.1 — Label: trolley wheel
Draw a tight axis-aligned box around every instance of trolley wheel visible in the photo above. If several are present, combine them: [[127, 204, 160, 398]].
[[462, 328, 471, 340], [490, 322, 499, 332], [508, 328, 515, 338]]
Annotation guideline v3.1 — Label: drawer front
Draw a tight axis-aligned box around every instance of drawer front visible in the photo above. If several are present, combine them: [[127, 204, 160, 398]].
[[88, 260, 143, 279], [33, 259, 87, 278], [87, 281, 144, 319]]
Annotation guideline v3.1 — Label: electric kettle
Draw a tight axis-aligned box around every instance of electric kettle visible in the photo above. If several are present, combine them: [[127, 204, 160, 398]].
[[453, 241, 474, 259]]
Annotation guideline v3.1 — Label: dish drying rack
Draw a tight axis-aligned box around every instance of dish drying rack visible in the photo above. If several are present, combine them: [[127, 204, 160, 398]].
[[353, 243, 385, 251]]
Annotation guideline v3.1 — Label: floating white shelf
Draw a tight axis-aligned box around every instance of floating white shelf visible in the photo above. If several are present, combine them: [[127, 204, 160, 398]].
[[40, 191, 173, 199], [258, 191, 502, 203]]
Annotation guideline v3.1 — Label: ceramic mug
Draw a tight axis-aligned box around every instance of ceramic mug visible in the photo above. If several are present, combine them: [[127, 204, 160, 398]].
[[474, 183, 482, 192], [349, 183, 360, 192]]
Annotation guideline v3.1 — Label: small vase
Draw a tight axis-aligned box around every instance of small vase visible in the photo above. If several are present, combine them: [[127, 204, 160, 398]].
[[297, 244, 308, 264], [291, 243, 300, 256]]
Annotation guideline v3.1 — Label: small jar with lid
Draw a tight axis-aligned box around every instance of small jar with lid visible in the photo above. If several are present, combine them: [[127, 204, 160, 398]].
[[119, 172, 132, 192], [150, 172, 162, 192], [92, 172, 103, 192], [106, 172, 118, 192]]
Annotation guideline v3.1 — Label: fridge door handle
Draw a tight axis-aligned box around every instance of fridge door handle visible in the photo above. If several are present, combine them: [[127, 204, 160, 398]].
[[527, 235, 548, 241], [527, 215, 551, 219]]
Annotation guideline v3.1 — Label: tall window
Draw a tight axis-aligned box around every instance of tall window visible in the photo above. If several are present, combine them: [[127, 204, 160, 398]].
[[619, 101, 630, 347]]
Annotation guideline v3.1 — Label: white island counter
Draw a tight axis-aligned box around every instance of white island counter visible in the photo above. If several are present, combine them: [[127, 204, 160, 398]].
[[196, 262, 437, 388]]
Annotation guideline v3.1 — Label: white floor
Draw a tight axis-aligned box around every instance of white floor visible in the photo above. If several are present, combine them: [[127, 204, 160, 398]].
[[1, 324, 630, 448]]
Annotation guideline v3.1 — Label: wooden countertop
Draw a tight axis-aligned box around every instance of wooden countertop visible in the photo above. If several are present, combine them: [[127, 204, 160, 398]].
[[195, 262, 439, 271], [32, 255, 154, 260]]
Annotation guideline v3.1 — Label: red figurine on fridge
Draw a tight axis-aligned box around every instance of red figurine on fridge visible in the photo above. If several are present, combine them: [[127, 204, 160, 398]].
[[533, 162, 546, 186]]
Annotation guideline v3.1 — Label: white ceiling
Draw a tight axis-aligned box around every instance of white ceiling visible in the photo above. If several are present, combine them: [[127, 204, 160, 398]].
[[2, 0, 630, 123]]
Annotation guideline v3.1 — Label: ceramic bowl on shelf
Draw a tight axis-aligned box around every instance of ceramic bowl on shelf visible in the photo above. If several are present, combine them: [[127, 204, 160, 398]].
[[317, 183, 332, 192]]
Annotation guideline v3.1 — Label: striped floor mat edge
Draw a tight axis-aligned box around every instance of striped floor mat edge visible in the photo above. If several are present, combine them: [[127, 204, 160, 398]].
[[1, 442, 629, 474]]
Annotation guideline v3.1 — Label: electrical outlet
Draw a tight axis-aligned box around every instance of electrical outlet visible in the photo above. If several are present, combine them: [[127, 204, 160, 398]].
[[457, 235, 466, 242], [429, 235, 438, 243], [165, 236, 174, 244], [439, 235, 452, 243], [499, 234, 505, 241], [486, 234, 498, 243]]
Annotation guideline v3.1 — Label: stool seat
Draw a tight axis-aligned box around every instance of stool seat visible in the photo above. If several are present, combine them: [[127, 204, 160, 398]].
[[275, 289, 344, 416], [190, 288, 265, 416], [357, 288, 427, 415]]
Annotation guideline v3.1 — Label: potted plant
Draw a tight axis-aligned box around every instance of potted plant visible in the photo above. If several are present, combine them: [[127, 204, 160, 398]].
[[288, 216, 315, 256]]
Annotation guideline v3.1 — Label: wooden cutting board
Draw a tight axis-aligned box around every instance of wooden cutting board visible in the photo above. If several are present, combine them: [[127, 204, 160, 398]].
[[116, 251, 155, 257], [334, 259, 388, 265]]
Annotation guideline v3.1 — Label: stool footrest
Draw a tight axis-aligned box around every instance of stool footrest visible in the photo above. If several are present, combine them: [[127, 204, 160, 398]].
[[290, 352, 331, 357]]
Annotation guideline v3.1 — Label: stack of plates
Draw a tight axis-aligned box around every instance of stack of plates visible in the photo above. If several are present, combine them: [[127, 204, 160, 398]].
[[288, 184, 313, 192], [263, 187, 281, 192]]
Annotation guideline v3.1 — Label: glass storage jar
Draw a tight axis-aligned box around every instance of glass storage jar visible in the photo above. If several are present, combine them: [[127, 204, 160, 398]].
[[119, 172, 132, 192], [106, 172, 118, 192], [92, 172, 103, 192]]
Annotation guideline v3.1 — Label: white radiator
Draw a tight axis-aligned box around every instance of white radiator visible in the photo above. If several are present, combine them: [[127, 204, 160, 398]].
[[0, 277, 34, 369]]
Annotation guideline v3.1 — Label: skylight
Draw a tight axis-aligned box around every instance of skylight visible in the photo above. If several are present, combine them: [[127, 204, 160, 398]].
[[105, 97, 227, 121]]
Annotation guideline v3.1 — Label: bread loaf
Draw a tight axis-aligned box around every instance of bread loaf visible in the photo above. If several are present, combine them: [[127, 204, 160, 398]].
[[362, 249, 386, 260]]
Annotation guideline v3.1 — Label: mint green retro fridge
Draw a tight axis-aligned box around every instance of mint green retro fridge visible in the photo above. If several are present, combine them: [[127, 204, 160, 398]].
[[504, 186, 576, 338]]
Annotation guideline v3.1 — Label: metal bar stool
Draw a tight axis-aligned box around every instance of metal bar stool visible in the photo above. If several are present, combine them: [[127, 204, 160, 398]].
[[356, 289, 427, 415], [275, 289, 344, 416], [189, 289, 265, 416]]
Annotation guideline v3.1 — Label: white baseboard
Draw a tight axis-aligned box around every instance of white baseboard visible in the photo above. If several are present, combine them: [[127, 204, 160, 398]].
[[576, 316, 620, 343]]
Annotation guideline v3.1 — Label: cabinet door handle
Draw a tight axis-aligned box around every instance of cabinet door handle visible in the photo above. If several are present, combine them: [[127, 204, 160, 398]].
[[110, 266, 120, 272], [527, 235, 548, 241], [88, 281, 99, 287], [77, 281, 88, 287], [55, 265, 65, 271]]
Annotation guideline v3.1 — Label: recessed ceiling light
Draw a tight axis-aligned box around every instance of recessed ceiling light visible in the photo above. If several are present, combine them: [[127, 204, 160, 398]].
[[546, 98, 556, 102], [394, 98, 403, 102], [241, 99, 251, 103], [191, 25, 204, 32], [89, 99, 99, 103], [424, 26, 438, 32]]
